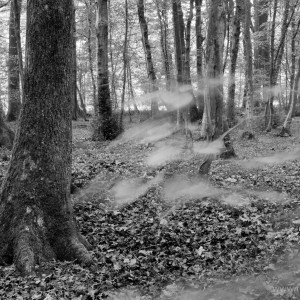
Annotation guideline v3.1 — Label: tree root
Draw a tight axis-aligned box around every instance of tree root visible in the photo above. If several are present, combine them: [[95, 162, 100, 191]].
[[66, 237, 95, 266], [279, 127, 291, 137], [12, 229, 94, 275]]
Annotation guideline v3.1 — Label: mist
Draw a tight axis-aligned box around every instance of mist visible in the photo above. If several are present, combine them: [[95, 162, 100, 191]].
[[237, 149, 300, 169]]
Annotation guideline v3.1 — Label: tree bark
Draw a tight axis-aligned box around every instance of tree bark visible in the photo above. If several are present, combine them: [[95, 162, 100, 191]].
[[94, 0, 119, 140], [243, 0, 254, 134], [119, 0, 129, 128], [84, 0, 97, 115], [7, 0, 22, 122], [195, 0, 204, 115], [199, 0, 235, 175], [201, 0, 226, 140], [137, 0, 159, 116], [0, 0, 94, 275], [227, 0, 242, 127], [280, 56, 300, 136], [72, 5, 79, 121], [155, 0, 172, 91], [265, 0, 297, 131], [253, 0, 269, 106]]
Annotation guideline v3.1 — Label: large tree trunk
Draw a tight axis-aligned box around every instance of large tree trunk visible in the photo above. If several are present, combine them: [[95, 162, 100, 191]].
[[201, 0, 226, 140], [195, 0, 204, 116], [199, 0, 235, 175], [243, 0, 254, 134], [119, 0, 129, 128], [84, 0, 97, 115], [265, 0, 295, 131], [227, 0, 242, 127], [0, 0, 94, 275], [253, 0, 269, 106], [72, 5, 79, 121], [7, 0, 22, 122], [138, 0, 159, 116], [155, 0, 173, 91], [94, 0, 119, 140]]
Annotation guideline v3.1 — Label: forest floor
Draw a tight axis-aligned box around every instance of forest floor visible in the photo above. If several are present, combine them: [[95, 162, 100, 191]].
[[2, 115, 300, 299]]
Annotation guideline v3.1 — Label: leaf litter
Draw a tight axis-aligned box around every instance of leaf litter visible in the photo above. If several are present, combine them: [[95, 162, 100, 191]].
[[1, 120, 300, 299]]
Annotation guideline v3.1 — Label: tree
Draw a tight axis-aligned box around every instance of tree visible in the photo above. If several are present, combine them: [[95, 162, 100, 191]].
[[172, 0, 199, 124], [84, 0, 97, 114], [72, 4, 79, 121], [280, 55, 300, 136], [119, 0, 129, 127], [137, 0, 159, 116], [227, 0, 242, 127], [265, 0, 297, 131], [201, 0, 226, 140], [243, 0, 254, 135], [93, 0, 119, 140], [7, 0, 22, 122], [155, 0, 173, 91], [253, 0, 269, 106], [0, 0, 94, 274], [199, 0, 235, 174], [195, 0, 204, 115]]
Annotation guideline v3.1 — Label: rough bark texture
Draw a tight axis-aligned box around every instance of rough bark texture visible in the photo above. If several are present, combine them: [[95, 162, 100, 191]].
[[253, 0, 269, 106], [201, 0, 226, 139], [72, 5, 78, 121], [227, 0, 242, 127], [0, 114, 14, 149], [266, 0, 295, 131], [243, 0, 254, 134], [7, 0, 22, 122], [119, 0, 128, 128], [0, 0, 93, 275], [94, 0, 118, 140], [155, 0, 173, 90], [199, 0, 235, 176], [85, 0, 97, 115], [195, 0, 204, 114], [138, 0, 159, 116], [172, 0, 185, 85]]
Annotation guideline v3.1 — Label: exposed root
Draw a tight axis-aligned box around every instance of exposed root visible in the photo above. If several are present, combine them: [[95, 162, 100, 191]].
[[199, 154, 215, 176], [279, 127, 291, 137], [11, 227, 94, 274], [68, 237, 95, 266], [241, 130, 255, 140], [14, 231, 36, 275]]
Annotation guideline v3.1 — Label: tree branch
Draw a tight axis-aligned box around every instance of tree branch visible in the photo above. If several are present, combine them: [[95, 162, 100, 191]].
[[0, 0, 11, 9]]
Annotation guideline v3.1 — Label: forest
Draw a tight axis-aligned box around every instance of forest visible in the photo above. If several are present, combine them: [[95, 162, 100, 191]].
[[1, 0, 300, 299]]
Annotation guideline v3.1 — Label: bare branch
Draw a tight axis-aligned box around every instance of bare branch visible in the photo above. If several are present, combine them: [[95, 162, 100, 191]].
[[0, 0, 11, 9]]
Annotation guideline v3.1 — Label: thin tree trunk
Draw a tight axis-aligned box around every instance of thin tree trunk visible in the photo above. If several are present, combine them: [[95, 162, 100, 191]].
[[155, 0, 172, 90], [119, 0, 128, 128], [85, 0, 97, 115], [138, 0, 159, 116], [266, 0, 298, 131], [280, 56, 300, 136], [76, 84, 88, 121]]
